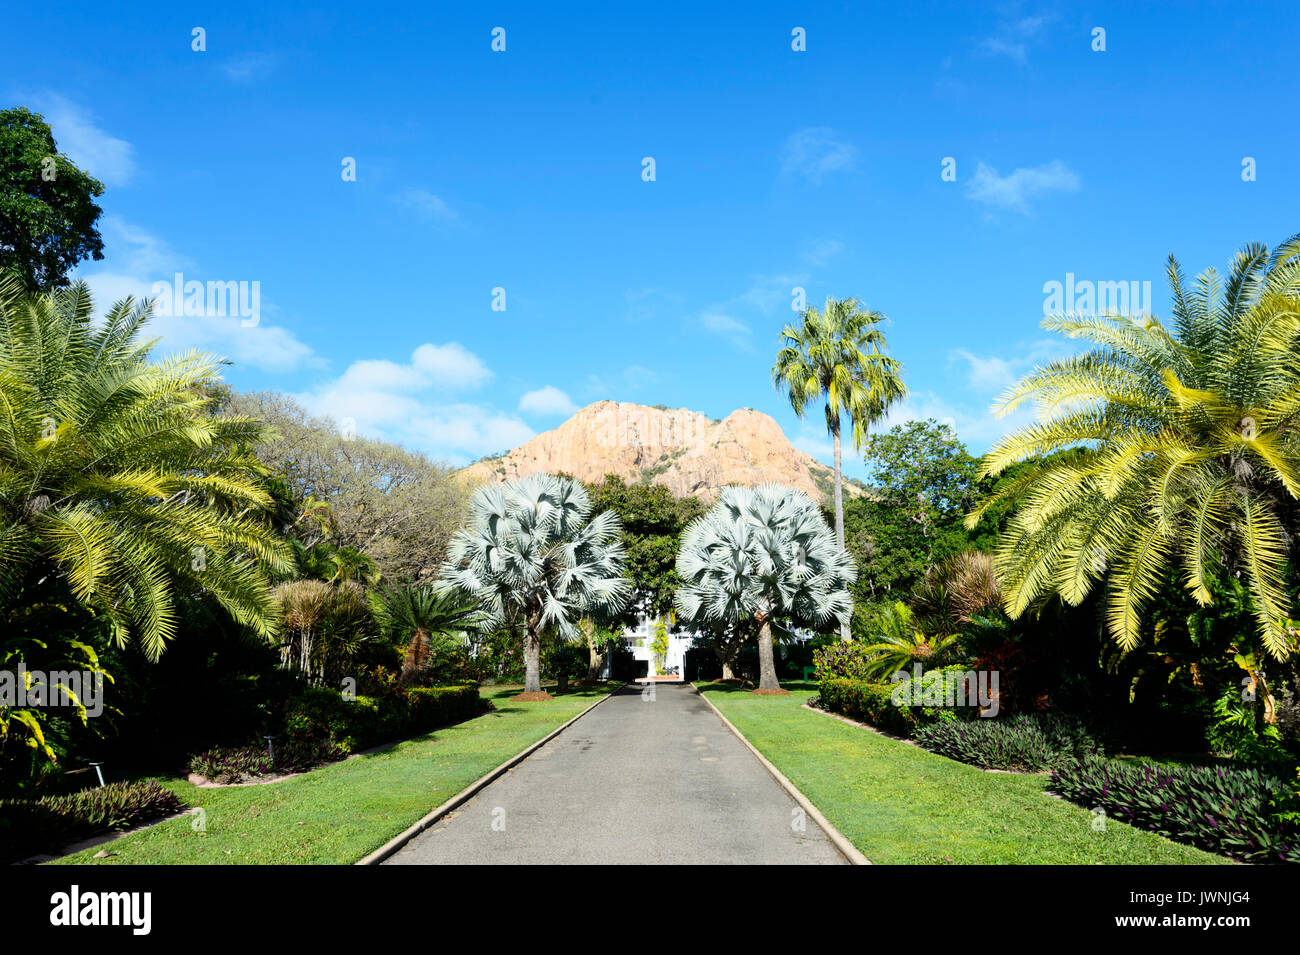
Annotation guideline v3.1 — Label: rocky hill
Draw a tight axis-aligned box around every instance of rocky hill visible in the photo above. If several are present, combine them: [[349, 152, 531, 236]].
[[462, 400, 865, 504]]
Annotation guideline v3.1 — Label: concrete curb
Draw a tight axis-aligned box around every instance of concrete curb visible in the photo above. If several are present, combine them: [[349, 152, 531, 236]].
[[354, 684, 624, 865], [692, 684, 872, 866]]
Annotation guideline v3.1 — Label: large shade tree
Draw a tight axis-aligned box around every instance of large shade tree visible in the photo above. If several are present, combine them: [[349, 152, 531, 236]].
[[437, 473, 630, 697], [0, 277, 289, 662], [675, 484, 856, 692], [972, 237, 1300, 666], [773, 296, 905, 639], [0, 107, 106, 291]]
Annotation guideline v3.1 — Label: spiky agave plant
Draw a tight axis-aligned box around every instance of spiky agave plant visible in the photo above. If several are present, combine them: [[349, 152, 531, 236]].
[[971, 237, 1300, 660], [0, 276, 290, 662], [675, 484, 856, 692], [436, 473, 630, 696]]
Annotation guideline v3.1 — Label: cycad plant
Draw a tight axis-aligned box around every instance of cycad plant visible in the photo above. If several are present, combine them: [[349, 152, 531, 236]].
[[373, 583, 481, 685], [972, 238, 1300, 659], [675, 484, 856, 692], [0, 276, 288, 660], [437, 474, 630, 697], [773, 296, 905, 639], [859, 601, 960, 681]]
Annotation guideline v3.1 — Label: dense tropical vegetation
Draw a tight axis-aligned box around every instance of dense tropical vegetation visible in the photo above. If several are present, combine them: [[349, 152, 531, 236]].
[[1, 116, 1297, 865]]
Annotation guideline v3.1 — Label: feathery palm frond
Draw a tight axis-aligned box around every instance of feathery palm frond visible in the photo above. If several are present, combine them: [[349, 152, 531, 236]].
[[974, 237, 1300, 658]]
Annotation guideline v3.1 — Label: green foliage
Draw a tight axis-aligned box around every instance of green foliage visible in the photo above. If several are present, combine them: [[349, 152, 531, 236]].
[[0, 278, 291, 661], [586, 474, 704, 624], [0, 779, 185, 862], [372, 584, 478, 685], [857, 600, 962, 680], [815, 676, 932, 736], [0, 107, 105, 290], [650, 617, 670, 672], [913, 713, 1103, 772], [282, 683, 483, 753], [977, 237, 1300, 658], [226, 390, 469, 583], [273, 579, 379, 686], [772, 296, 905, 452], [1050, 755, 1300, 864], [188, 739, 346, 784]]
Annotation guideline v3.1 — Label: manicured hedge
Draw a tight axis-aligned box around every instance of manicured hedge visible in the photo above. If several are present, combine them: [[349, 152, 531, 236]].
[[0, 779, 186, 862], [285, 683, 485, 753], [816, 676, 949, 736], [1050, 755, 1300, 865], [913, 713, 1101, 772]]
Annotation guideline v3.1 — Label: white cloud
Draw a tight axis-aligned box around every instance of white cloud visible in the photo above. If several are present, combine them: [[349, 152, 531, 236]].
[[975, 13, 1052, 64], [74, 218, 318, 374], [222, 53, 277, 83], [519, 385, 579, 417], [780, 127, 857, 183], [965, 160, 1080, 215], [297, 344, 527, 464], [31, 94, 136, 187], [801, 238, 843, 267], [399, 189, 457, 223]]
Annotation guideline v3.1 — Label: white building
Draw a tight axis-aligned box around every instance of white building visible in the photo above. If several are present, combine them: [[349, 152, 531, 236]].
[[621, 614, 698, 682]]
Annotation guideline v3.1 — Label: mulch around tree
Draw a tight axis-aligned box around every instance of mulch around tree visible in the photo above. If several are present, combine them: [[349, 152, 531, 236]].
[[749, 688, 791, 696], [511, 691, 554, 702]]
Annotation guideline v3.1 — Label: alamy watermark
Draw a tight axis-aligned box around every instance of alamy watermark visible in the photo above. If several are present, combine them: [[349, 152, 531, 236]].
[[150, 272, 261, 327], [890, 664, 999, 717], [1, 663, 103, 717], [1043, 273, 1152, 318]]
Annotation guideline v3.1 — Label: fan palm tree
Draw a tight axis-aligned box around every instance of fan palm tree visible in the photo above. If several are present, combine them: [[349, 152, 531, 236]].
[[373, 583, 481, 684], [858, 600, 961, 681], [675, 484, 856, 692], [971, 237, 1300, 659], [0, 276, 289, 660], [436, 473, 630, 697], [773, 296, 905, 639]]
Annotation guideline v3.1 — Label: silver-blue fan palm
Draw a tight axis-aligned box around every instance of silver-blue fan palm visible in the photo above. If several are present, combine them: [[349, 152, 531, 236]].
[[675, 484, 856, 691], [437, 473, 630, 695]]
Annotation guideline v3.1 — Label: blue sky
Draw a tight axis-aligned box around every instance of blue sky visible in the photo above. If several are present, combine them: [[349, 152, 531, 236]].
[[5, 1, 1298, 479]]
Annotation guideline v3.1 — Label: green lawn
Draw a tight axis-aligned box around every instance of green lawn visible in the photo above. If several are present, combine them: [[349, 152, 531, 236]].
[[698, 681, 1228, 865], [51, 684, 612, 865]]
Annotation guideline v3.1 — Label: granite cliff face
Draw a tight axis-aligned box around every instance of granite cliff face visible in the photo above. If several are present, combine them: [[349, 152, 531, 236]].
[[462, 401, 861, 503]]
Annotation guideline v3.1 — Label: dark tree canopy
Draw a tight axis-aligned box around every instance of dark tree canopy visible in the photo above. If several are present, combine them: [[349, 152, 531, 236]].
[[0, 106, 106, 290], [584, 474, 706, 626]]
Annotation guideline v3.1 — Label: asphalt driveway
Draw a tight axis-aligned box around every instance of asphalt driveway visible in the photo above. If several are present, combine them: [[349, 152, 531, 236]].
[[384, 683, 846, 865]]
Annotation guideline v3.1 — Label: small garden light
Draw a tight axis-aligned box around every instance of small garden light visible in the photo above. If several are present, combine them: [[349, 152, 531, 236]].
[[88, 761, 106, 787], [263, 735, 277, 763]]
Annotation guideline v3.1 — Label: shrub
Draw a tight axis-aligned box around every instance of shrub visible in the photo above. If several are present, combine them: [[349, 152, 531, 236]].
[[1050, 755, 1300, 865], [284, 683, 485, 752], [284, 689, 383, 752], [0, 779, 185, 862], [816, 676, 948, 736], [187, 739, 347, 784], [914, 713, 1102, 772], [814, 641, 875, 683]]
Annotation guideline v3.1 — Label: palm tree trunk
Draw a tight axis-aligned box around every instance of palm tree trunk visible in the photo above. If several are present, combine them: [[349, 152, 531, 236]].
[[832, 417, 850, 642], [523, 621, 542, 694], [756, 618, 782, 692]]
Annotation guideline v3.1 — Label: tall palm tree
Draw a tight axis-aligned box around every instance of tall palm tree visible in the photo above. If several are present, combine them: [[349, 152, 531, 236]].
[[0, 276, 289, 660], [436, 473, 630, 697], [773, 296, 906, 639], [971, 237, 1300, 661], [675, 484, 856, 692]]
